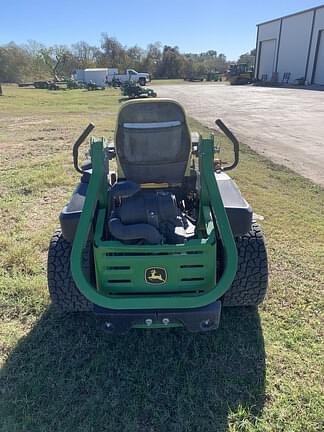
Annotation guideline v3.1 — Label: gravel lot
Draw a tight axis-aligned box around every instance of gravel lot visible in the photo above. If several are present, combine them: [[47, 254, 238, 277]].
[[154, 83, 324, 186]]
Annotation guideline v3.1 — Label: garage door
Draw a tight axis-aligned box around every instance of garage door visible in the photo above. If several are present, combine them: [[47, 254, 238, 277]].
[[313, 30, 324, 85], [258, 39, 276, 80]]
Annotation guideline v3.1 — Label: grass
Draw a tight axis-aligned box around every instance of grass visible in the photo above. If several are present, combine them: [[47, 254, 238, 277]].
[[0, 85, 323, 432]]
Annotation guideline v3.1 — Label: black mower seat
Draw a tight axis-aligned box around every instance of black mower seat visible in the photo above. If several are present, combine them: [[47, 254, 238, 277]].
[[115, 99, 191, 185]]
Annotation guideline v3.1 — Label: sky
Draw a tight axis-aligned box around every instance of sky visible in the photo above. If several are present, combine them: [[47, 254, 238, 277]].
[[1, 0, 323, 60]]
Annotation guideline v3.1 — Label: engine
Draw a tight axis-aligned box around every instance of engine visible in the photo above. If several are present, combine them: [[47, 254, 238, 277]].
[[108, 181, 196, 245]]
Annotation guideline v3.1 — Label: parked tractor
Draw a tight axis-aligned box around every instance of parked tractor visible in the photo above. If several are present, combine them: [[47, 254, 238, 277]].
[[206, 72, 223, 82], [227, 63, 254, 85]]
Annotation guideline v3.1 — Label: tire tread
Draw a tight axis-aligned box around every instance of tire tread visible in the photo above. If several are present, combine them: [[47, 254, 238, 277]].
[[47, 230, 93, 312], [223, 223, 268, 307]]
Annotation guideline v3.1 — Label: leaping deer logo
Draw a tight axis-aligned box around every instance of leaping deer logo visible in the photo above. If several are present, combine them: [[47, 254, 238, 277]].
[[145, 268, 167, 284]]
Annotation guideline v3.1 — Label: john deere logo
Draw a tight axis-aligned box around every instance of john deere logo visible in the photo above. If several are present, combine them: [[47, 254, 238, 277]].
[[145, 267, 167, 284]]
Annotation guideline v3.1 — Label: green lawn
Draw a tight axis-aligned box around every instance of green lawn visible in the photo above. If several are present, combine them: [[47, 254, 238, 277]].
[[0, 85, 323, 432]]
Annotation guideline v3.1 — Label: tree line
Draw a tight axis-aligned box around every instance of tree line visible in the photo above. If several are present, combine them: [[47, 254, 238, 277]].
[[0, 34, 255, 83]]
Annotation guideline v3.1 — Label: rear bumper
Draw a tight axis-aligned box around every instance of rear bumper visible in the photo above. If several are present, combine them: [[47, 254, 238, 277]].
[[94, 300, 222, 334]]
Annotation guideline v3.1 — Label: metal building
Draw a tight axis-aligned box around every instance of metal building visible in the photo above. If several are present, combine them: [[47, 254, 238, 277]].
[[255, 4, 324, 85]]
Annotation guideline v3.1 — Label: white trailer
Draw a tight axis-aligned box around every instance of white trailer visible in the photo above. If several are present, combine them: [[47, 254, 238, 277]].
[[73, 68, 151, 86], [73, 68, 107, 86], [84, 68, 108, 87], [74, 69, 85, 81]]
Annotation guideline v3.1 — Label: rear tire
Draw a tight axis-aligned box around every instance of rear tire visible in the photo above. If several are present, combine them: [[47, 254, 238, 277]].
[[222, 223, 268, 307], [47, 230, 93, 312]]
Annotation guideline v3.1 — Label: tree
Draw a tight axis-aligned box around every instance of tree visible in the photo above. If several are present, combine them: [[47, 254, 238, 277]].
[[100, 34, 128, 70], [126, 45, 144, 70], [158, 46, 185, 78], [238, 49, 256, 68], [0, 35, 233, 82], [0, 43, 32, 83], [39, 46, 76, 80], [72, 41, 99, 69], [142, 42, 162, 77], [23, 40, 51, 80], [205, 50, 218, 58], [182, 57, 194, 78]]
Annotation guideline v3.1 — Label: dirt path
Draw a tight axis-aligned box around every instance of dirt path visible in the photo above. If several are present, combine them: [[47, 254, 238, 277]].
[[153, 83, 324, 186]]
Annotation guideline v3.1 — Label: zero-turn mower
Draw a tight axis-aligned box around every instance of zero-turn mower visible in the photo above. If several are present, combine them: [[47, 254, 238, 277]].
[[121, 81, 157, 99], [47, 99, 268, 333]]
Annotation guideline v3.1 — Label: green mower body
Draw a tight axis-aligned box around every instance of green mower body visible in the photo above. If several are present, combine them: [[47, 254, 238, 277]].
[[48, 99, 268, 332], [121, 81, 157, 99]]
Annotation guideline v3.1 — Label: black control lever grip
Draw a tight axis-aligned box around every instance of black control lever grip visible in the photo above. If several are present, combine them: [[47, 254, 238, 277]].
[[215, 119, 239, 171], [73, 123, 95, 173]]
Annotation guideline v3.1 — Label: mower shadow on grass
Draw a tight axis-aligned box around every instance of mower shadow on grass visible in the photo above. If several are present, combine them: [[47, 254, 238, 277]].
[[1, 307, 265, 432]]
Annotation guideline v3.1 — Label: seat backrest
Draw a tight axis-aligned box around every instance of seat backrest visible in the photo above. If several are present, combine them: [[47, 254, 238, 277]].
[[115, 99, 191, 184]]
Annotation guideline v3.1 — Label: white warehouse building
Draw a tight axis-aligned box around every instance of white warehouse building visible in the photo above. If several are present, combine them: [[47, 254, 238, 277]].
[[255, 4, 324, 85]]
